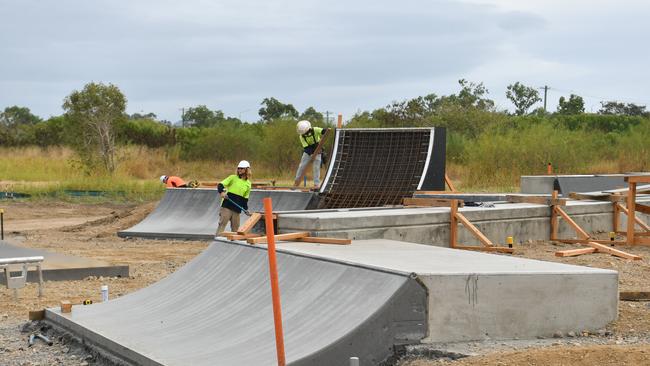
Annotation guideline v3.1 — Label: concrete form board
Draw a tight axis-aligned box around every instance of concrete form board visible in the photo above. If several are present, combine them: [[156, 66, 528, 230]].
[[270, 240, 618, 342], [118, 188, 318, 240], [0, 242, 128, 283], [45, 241, 427, 366]]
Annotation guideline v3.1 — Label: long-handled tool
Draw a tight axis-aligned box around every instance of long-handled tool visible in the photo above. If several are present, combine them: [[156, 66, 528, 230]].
[[223, 195, 251, 216]]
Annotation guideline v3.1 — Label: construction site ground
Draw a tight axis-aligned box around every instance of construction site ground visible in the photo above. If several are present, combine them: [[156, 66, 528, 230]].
[[0, 200, 649, 366]]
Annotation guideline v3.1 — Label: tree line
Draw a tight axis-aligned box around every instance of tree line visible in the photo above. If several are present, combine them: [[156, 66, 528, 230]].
[[1, 80, 648, 176]]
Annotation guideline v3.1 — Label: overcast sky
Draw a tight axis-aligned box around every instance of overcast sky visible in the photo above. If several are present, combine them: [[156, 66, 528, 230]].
[[2, 0, 649, 122]]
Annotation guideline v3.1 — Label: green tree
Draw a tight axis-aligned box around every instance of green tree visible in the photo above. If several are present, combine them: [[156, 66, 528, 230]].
[[0, 106, 42, 127], [129, 112, 157, 120], [557, 94, 585, 115], [33, 116, 69, 146], [506, 82, 541, 115], [598, 101, 649, 116], [183, 105, 218, 127], [444, 79, 495, 111], [62, 82, 127, 174], [258, 97, 299, 122], [299, 107, 324, 124], [0, 106, 42, 145]]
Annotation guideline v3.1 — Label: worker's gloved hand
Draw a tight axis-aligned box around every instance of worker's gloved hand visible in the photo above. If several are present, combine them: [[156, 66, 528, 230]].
[[220, 192, 226, 198], [244, 209, 252, 216]]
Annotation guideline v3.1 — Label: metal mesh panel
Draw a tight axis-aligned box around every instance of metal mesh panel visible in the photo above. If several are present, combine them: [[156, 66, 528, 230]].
[[319, 129, 431, 208]]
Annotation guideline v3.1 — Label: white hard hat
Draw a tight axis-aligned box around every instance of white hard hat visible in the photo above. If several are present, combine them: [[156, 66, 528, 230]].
[[238, 160, 251, 168], [160, 175, 168, 183], [296, 120, 311, 135]]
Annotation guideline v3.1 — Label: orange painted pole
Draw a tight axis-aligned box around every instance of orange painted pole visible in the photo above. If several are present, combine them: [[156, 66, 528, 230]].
[[547, 162, 552, 175], [263, 197, 286, 366], [337, 113, 343, 128]]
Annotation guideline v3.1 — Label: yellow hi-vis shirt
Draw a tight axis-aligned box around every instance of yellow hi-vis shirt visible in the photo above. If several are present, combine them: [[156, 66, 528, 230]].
[[299, 127, 323, 148]]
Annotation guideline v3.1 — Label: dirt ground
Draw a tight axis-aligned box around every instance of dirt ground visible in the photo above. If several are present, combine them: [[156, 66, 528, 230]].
[[1, 200, 649, 365]]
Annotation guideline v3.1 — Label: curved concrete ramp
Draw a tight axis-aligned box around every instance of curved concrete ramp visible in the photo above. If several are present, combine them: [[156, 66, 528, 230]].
[[318, 128, 446, 209], [118, 189, 319, 240], [45, 241, 427, 366]]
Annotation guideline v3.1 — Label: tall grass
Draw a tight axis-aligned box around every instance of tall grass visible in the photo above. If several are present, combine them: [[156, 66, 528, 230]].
[[460, 120, 650, 189], [2, 118, 649, 199], [0, 146, 299, 201]]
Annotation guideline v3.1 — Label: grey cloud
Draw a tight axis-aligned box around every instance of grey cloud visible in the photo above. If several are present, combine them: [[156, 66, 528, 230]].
[[2, 0, 647, 121]]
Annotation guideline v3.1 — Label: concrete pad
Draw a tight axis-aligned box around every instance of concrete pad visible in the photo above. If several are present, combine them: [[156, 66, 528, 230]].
[[0, 241, 129, 283], [270, 239, 618, 342], [45, 241, 426, 366], [556, 176, 627, 194], [277, 199, 650, 247], [521, 174, 650, 195]]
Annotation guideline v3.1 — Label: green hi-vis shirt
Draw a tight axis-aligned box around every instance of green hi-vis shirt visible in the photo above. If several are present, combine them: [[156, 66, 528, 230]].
[[299, 127, 323, 148], [220, 175, 251, 198]]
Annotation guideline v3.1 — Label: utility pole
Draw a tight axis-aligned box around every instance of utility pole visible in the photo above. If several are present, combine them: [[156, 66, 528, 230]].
[[541, 86, 549, 112], [180, 108, 186, 128], [324, 111, 331, 124]]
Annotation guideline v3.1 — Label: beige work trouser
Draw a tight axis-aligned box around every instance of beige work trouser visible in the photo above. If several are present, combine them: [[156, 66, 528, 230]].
[[216, 206, 240, 236]]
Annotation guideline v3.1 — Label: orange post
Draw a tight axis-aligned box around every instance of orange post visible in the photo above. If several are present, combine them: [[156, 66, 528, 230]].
[[547, 162, 552, 175], [337, 114, 343, 128], [263, 198, 286, 366]]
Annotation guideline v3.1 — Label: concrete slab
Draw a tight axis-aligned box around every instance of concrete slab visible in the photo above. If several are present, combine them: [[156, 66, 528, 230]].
[[277, 199, 650, 247], [556, 176, 627, 194], [118, 188, 318, 240], [521, 174, 650, 195], [45, 241, 427, 366], [0, 241, 129, 283], [269, 239, 618, 342]]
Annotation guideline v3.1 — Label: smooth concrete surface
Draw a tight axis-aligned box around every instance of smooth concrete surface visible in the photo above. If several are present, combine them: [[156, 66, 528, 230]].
[[271, 239, 618, 342], [0, 241, 128, 283], [277, 199, 650, 247], [556, 176, 627, 195], [118, 188, 319, 240], [413, 193, 507, 202], [45, 241, 427, 366], [520, 175, 557, 194], [521, 173, 650, 195]]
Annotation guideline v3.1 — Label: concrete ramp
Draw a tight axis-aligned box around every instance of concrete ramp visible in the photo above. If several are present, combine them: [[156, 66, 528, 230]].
[[319, 128, 446, 209], [45, 241, 427, 366], [118, 189, 319, 240]]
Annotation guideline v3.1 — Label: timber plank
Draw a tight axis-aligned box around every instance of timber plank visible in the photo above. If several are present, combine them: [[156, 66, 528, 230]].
[[291, 237, 352, 245], [237, 213, 263, 234], [247, 231, 310, 244], [555, 248, 597, 257]]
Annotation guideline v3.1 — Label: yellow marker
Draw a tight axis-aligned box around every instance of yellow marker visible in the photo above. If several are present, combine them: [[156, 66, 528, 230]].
[[0, 209, 4, 214], [609, 231, 616, 241], [506, 236, 514, 248]]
